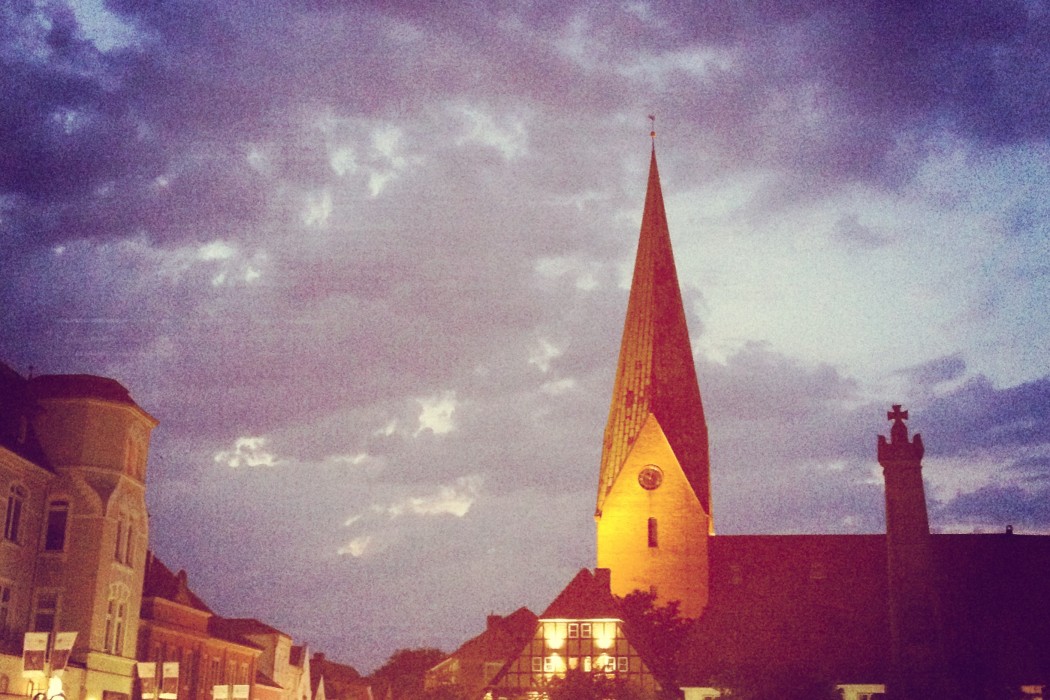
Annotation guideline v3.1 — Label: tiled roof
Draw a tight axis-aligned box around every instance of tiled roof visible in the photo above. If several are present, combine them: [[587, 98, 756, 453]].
[[541, 568, 622, 620], [597, 146, 710, 517], [678, 533, 1050, 686], [142, 552, 213, 613], [0, 362, 53, 470], [212, 617, 290, 638]]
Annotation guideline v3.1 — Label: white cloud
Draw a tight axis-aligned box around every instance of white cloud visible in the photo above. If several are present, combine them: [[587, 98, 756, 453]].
[[541, 378, 577, 395], [453, 105, 528, 160], [214, 436, 278, 468], [528, 338, 562, 373], [374, 476, 483, 519], [415, 391, 457, 436], [337, 535, 372, 557], [302, 190, 333, 227], [197, 240, 237, 261]]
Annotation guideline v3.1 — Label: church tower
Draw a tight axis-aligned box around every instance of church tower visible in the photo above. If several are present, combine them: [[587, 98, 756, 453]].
[[595, 139, 711, 618], [878, 405, 950, 700]]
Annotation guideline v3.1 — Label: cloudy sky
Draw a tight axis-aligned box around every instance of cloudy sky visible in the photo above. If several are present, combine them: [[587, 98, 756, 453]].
[[3, 0, 1049, 673]]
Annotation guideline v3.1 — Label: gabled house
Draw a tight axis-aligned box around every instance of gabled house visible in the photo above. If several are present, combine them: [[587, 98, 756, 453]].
[[485, 568, 664, 700], [425, 607, 536, 699], [311, 653, 372, 700], [138, 553, 262, 700]]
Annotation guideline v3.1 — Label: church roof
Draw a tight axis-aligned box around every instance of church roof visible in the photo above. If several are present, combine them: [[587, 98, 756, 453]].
[[597, 145, 710, 517], [678, 532, 1050, 687], [541, 568, 623, 620]]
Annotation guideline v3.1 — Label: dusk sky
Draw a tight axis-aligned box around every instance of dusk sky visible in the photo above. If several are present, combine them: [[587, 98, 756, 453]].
[[2, 0, 1049, 673]]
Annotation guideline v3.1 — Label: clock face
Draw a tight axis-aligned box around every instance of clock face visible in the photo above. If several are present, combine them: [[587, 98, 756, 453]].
[[638, 465, 663, 491]]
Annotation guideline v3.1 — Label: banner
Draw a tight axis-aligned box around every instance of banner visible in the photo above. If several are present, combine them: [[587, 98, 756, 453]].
[[51, 632, 77, 673], [212, 686, 230, 700], [232, 685, 249, 700], [160, 662, 180, 699], [22, 633, 48, 675], [138, 662, 158, 700]]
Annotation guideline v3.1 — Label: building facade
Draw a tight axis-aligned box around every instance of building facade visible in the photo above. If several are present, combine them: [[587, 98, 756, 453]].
[[0, 364, 156, 700]]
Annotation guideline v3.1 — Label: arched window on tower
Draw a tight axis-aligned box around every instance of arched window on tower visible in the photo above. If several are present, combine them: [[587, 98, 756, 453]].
[[648, 518, 658, 548], [115, 512, 134, 565]]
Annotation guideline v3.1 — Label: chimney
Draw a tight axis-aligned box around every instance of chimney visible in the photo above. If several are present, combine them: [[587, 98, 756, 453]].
[[594, 568, 611, 592]]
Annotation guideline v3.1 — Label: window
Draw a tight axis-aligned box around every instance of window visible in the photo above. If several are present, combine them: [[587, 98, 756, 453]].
[[0, 584, 9, 638], [580, 622, 591, 638], [582, 656, 591, 672], [43, 501, 69, 551], [542, 657, 554, 673], [32, 591, 59, 631], [648, 518, 658, 548], [115, 513, 134, 565], [617, 657, 628, 673], [568, 622, 579, 638], [4, 485, 25, 543], [104, 584, 129, 654], [531, 657, 542, 673]]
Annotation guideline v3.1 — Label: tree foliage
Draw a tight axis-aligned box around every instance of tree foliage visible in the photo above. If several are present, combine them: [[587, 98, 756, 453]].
[[617, 590, 691, 682], [369, 647, 447, 700], [545, 669, 643, 700]]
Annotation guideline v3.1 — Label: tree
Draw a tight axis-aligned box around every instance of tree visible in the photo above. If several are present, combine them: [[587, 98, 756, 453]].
[[369, 647, 447, 700], [618, 590, 691, 683], [545, 669, 643, 700]]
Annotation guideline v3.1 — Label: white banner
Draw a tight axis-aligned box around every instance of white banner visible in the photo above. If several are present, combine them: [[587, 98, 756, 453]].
[[22, 633, 48, 675], [138, 662, 158, 700], [51, 632, 77, 674], [160, 662, 179, 699]]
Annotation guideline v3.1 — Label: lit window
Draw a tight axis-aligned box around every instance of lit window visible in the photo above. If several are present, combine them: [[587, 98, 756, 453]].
[[580, 622, 591, 638], [648, 518, 658, 548], [32, 591, 59, 631], [43, 501, 69, 551], [4, 485, 25, 543], [568, 623, 579, 638], [618, 657, 628, 673], [543, 657, 554, 673], [531, 658, 541, 673], [583, 657, 591, 673]]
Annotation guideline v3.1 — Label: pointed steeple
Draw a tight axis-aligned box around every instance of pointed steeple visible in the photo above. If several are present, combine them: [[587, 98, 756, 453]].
[[597, 144, 711, 519]]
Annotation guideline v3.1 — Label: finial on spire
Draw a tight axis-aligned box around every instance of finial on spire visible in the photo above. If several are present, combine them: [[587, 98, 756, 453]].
[[648, 114, 656, 142]]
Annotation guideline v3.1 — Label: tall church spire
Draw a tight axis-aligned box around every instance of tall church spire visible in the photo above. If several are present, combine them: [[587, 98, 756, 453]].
[[596, 144, 711, 520]]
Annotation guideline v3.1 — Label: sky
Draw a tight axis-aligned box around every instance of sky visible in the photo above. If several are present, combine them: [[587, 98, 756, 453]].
[[2, 0, 1049, 674]]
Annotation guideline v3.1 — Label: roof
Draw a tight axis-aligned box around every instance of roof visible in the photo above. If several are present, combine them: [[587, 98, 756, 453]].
[[597, 145, 710, 517], [29, 373, 138, 405], [27, 372, 158, 424], [447, 607, 537, 662], [0, 362, 53, 470], [678, 532, 1050, 686], [212, 617, 291, 638], [312, 653, 369, 700], [541, 568, 622, 620], [142, 552, 214, 613]]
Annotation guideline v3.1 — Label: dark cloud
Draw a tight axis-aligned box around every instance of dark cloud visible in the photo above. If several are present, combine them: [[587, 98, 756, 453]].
[[898, 352, 968, 387], [3, 0, 1049, 673]]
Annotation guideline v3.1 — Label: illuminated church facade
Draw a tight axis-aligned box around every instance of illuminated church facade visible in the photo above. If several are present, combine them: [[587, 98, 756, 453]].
[[472, 142, 1050, 700]]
